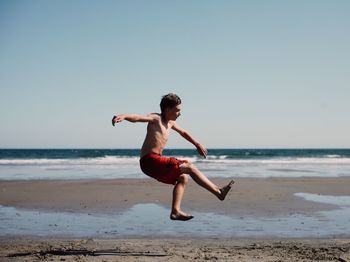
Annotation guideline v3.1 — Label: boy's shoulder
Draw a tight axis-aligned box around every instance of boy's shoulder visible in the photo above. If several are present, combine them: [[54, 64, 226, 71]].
[[148, 112, 161, 118], [147, 113, 161, 122]]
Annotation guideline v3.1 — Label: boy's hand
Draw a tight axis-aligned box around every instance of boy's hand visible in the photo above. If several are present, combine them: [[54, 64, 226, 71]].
[[112, 115, 124, 126], [196, 143, 208, 158]]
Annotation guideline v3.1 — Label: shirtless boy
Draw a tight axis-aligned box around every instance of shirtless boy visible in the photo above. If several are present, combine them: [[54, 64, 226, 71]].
[[112, 93, 234, 221]]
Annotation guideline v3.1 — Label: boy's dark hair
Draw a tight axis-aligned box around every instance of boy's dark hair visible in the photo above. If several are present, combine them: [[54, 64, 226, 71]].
[[160, 93, 181, 114]]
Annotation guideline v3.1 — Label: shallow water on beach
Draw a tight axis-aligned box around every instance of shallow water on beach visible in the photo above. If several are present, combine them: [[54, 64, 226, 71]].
[[1, 193, 350, 239]]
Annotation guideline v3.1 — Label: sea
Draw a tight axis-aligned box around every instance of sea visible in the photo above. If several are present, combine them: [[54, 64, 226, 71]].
[[1, 148, 350, 180]]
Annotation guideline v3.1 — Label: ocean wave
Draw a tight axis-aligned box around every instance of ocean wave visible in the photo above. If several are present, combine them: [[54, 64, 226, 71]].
[[325, 154, 341, 158], [197, 157, 350, 165], [2, 155, 350, 166], [0, 156, 140, 166]]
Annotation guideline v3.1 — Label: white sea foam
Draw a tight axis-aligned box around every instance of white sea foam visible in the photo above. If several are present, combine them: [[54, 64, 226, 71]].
[[0, 156, 140, 166], [325, 154, 341, 158], [2, 156, 350, 166], [2, 156, 350, 169], [202, 157, 350, 165], [1, 155, 350, 180]]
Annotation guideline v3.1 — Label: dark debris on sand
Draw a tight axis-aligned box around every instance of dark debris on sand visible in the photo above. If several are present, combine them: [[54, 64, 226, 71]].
[[1, 239, 350, 261]]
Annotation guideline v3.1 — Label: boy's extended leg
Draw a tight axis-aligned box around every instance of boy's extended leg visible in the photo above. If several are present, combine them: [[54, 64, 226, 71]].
[[180, 162, 234, 201], [170, 174, 194, 221]]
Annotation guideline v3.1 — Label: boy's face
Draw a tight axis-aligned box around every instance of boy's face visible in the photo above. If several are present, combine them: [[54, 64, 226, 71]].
[[167, 104, 181, 121]]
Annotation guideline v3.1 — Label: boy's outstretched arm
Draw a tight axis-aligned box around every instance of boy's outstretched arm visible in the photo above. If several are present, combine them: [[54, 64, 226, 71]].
[[172, 122, 208, 158], [112, 114, 156, 126]]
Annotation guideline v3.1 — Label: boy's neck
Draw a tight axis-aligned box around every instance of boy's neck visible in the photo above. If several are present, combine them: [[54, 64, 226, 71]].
[[161, 113, 170, 124]]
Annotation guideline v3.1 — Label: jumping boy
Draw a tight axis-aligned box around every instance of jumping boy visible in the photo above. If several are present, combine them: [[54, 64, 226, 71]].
[[112, 93, 234, 221]]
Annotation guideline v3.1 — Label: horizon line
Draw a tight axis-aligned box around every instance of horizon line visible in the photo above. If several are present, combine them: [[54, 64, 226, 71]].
[[1, 147, 350, 150]]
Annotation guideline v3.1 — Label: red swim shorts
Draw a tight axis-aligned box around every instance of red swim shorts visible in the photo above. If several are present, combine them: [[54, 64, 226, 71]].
[[139, 153, 189, 185]]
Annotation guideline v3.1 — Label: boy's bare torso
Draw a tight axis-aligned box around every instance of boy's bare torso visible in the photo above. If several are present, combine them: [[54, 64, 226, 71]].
[[140, 113, 174, 157]]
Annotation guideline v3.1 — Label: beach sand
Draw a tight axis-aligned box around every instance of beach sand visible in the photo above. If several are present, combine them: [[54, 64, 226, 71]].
[[1, 177, 350, 261], [1, 238, 350, 261]]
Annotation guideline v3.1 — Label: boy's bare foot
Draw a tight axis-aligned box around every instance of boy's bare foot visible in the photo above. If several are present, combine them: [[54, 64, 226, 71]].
[[218, 180, 235, 201], [170, 210, 194, 221]]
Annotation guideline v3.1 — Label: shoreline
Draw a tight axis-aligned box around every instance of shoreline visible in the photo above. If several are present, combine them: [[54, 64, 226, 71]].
[[1, 177, 350, 215]]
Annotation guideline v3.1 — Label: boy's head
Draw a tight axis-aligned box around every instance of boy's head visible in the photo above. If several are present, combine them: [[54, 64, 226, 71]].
[[160, 93, 182, 120]]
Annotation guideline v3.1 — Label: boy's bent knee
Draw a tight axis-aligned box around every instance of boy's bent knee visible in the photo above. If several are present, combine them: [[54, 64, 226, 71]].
[[177, 174, 189, 184], [179, 162, 196, 174]]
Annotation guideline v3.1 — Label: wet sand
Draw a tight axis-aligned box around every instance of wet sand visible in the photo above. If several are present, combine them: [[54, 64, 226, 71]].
[[1, 177, 350, 261], [1, 177, 350, 215]]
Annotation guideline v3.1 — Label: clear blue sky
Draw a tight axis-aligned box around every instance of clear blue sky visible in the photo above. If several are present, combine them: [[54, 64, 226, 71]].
[[1, 0, 349, 148]]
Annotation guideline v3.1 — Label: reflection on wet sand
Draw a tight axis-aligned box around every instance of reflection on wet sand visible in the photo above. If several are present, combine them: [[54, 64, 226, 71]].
[[1, 193, 350, 239]]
